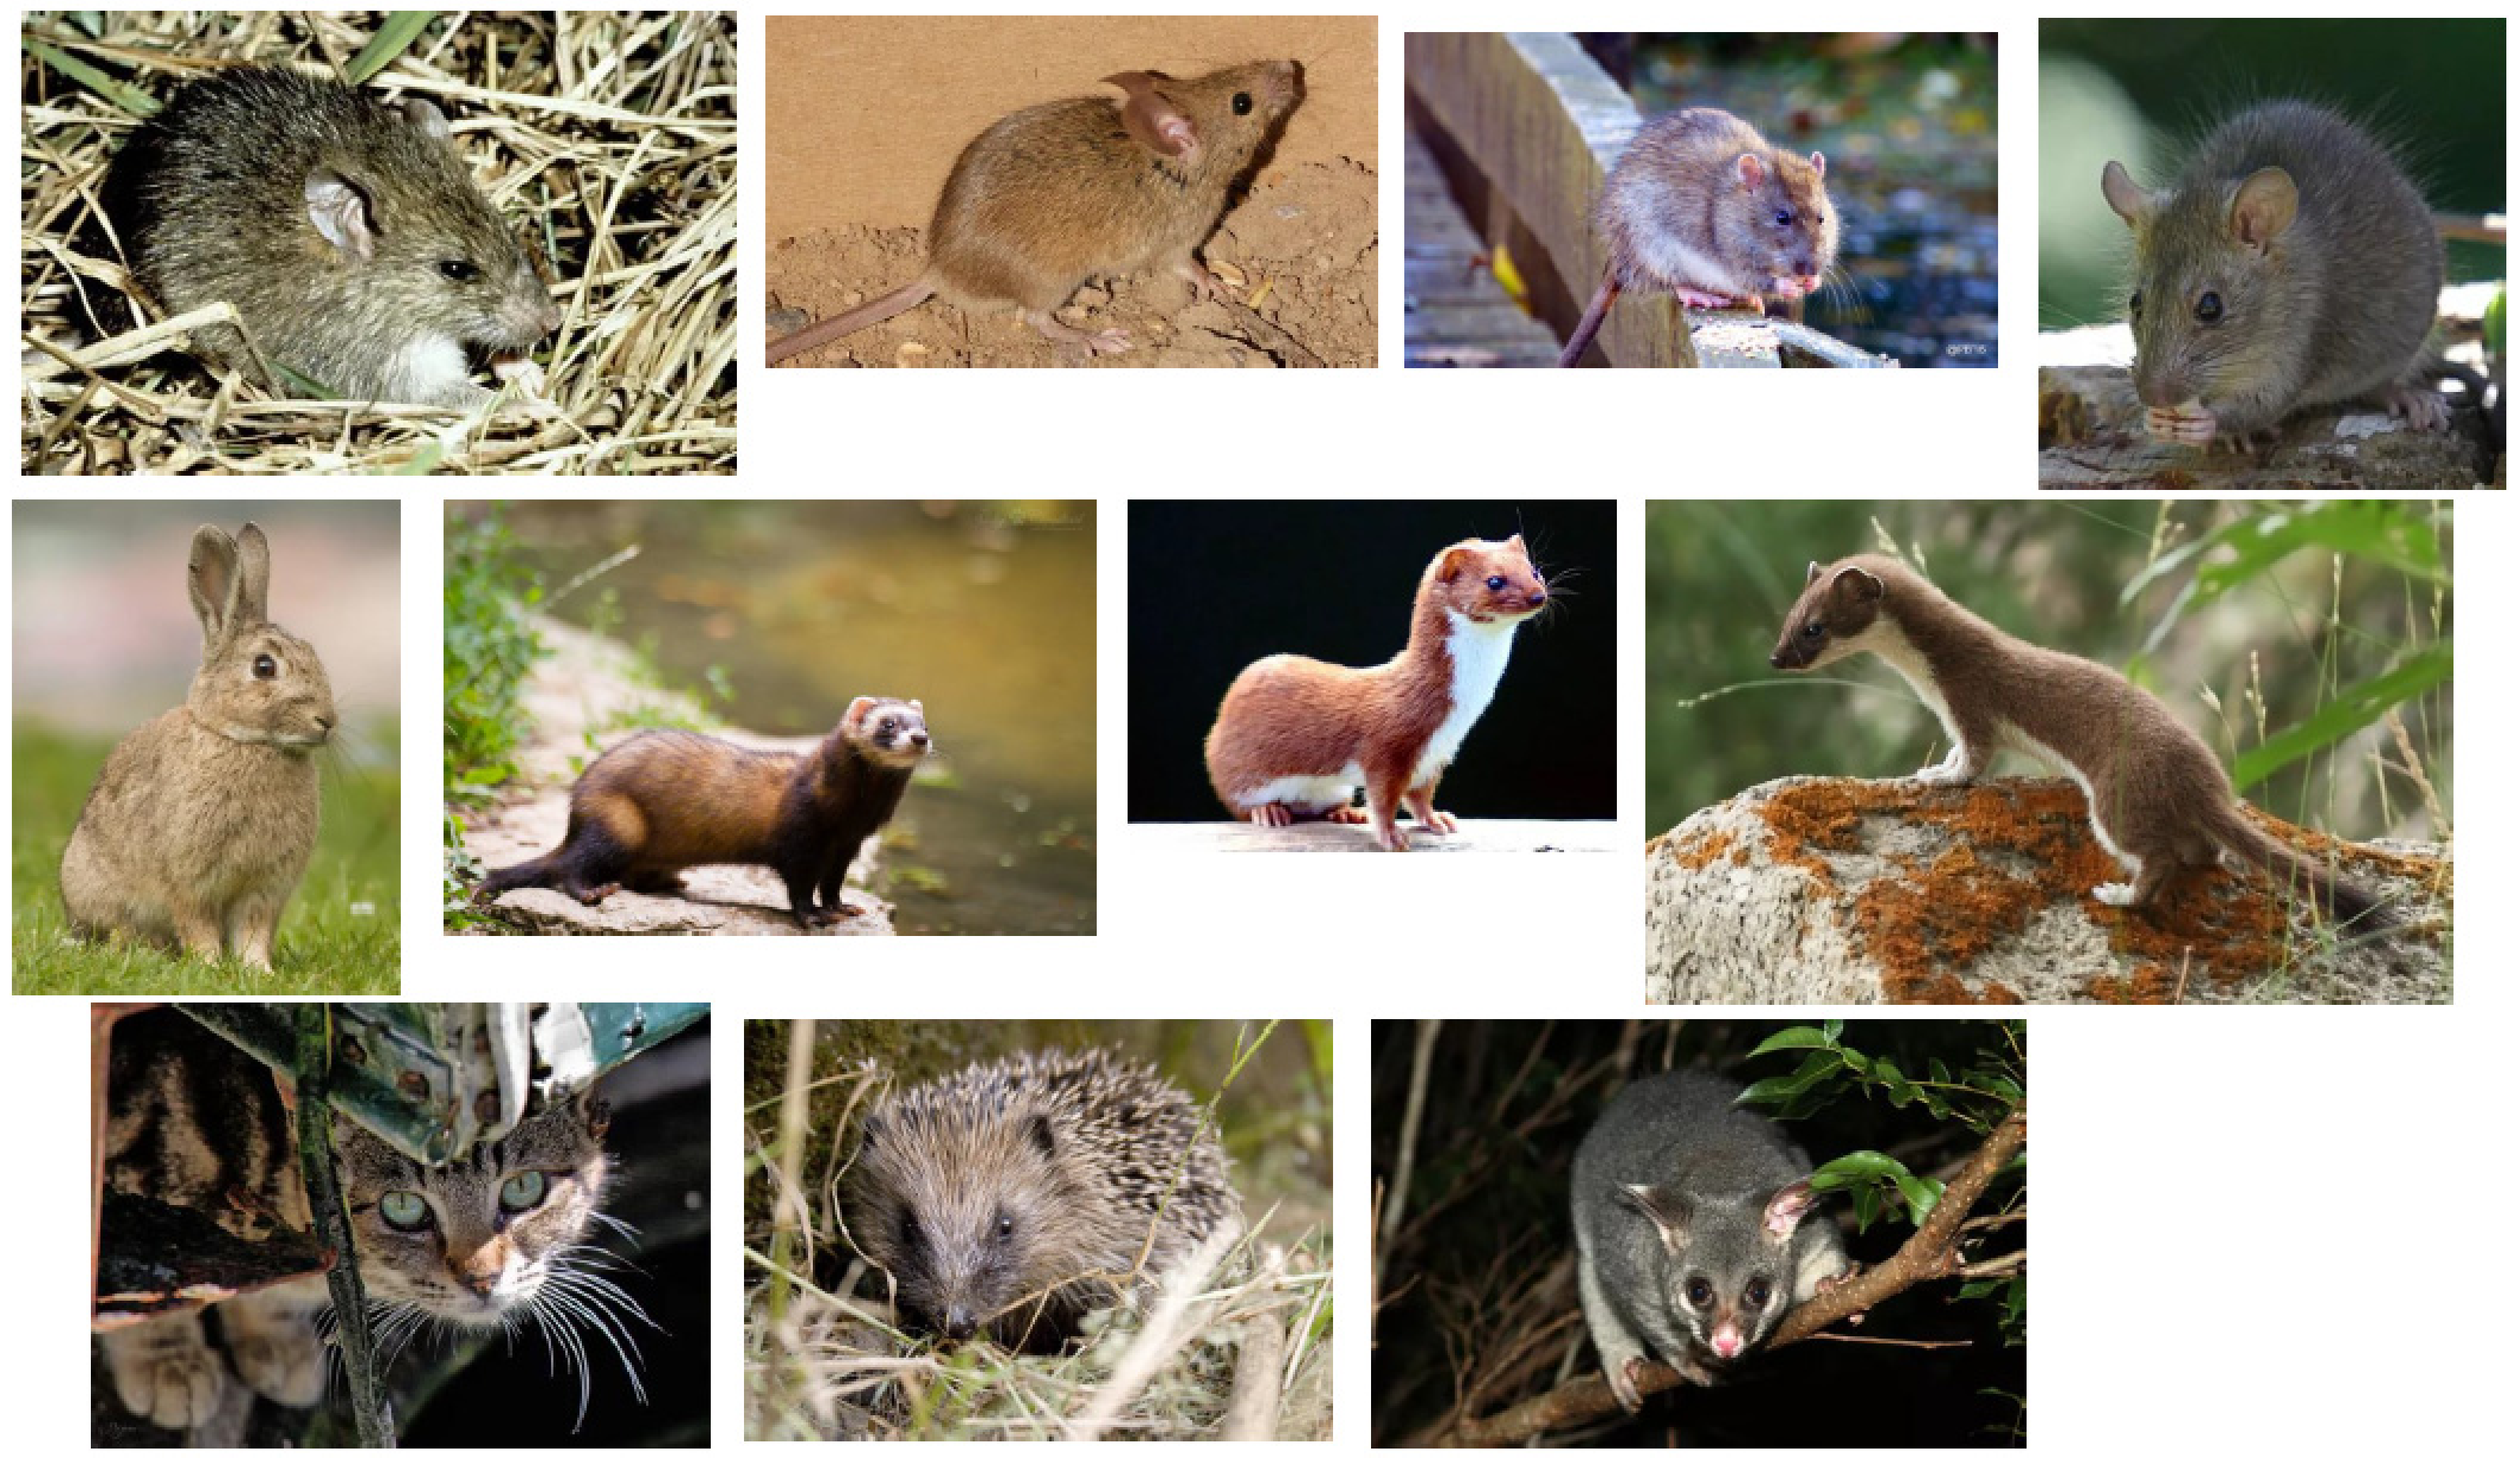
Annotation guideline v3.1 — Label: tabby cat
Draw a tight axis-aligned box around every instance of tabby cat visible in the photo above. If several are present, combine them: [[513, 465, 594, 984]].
[[97, 1010, 648, 1438]]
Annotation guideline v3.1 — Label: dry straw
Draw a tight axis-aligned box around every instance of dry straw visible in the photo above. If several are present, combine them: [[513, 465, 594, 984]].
[[21, 10, 737, 475]]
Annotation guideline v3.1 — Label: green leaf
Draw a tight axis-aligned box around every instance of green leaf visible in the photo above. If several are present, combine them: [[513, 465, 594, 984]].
[[1823, 1018, 1844, 1041], [1747, 1026, 1838, 1058], [23, 37, 161, 116], [344, 12, 439, 84], [2127, 502, 2446, 657], [1810, 1150, 1911, 1190], [2231, 645, 2453, 791], [1852, 1185, 1880, 1232], [1897, 1174, 1946, 1223]]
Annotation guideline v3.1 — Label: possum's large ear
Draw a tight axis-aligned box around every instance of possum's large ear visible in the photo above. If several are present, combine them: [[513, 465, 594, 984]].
[[305, 166, 379, 261], [2228, 167, 2299, 253], [1619, 1182, 1693, 1252], [1104, 72, 1198, 160], [2100, 160, 2154, 228], [1023, 1112, 1056, 1158], [1762, 1178, 1821, 1242]]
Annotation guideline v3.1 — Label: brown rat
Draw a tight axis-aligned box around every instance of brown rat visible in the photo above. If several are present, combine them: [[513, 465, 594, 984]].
[[100, 65, 561, 409], [2102, 100, 2446, 447], [1559, 107, 1838, 367], [765, 61, 1300, 365]]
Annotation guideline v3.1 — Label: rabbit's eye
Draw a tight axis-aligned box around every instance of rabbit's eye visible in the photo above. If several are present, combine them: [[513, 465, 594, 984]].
[[252, 654, 278, 679]]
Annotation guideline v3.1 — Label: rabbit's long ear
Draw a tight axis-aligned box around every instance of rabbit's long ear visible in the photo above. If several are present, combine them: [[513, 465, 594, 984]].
[[188, 526, 242, 656], [234, 522, 272, 624]]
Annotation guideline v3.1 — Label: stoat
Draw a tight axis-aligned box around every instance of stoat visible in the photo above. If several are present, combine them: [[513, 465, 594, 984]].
[[1204, 535, 1549, 850], [1770, 554, 2392, 926]]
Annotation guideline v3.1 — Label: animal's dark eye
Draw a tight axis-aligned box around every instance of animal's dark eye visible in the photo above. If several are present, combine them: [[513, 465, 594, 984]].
[[253, 653, 277, 679], [2195, 291, 2223, 324], [899, 1211, 921, 1248], [996, 1214, 1015, 1239], [2129, 290, 2143, 318], [1232, 91, 1252, 116], [1485, 575, 1506, 591], [1745, 1278, 1772, 1307], [1802, 621, 1824, 640], [439, 259, 480, 283], [1775, 208, 1794, 226], [1685, 1278, 1715, 1308]]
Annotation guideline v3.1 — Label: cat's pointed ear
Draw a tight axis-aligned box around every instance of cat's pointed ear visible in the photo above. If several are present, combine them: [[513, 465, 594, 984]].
[[575, 1088, 612, 1141]]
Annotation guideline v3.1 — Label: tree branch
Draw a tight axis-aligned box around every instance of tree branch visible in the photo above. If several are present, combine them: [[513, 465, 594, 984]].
[[1445, 1107, 2026, 1446]]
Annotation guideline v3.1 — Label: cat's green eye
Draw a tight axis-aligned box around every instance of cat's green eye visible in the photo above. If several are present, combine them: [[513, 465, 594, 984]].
[[501, 1171, 548, 1212], [379, 1191, 429, 1231]]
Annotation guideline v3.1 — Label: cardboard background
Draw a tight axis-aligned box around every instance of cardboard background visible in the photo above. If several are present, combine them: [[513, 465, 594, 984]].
[[766, 15, 1377, 239]]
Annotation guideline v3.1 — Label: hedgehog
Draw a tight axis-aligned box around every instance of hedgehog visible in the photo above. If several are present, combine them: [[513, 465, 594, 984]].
[[846, 1047, 1241, 1351]]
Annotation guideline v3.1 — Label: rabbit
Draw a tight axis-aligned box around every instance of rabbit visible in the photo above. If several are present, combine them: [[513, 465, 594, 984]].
[[59, 522, 337, 969]]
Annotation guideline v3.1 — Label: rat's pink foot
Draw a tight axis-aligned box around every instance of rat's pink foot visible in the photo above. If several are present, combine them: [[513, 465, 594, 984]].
[[1174, 261, 1230, 302], [1025, 311, 1132, 357], [1674, 287, 1747, 310], [1246, 804, 1294, 828], [2385, 382, 2450, 432], [1323, 805, 1369, 825]]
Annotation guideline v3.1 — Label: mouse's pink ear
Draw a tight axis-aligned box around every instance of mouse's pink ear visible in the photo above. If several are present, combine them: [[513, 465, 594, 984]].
[[2228, 167, 2299, 253], [304, 166, 378, 262], [2100, 160, 2154, 228], [1809, 150, 1826, 179], [1103, 71, 1198, 160], [1734, 152, 1766, 191]]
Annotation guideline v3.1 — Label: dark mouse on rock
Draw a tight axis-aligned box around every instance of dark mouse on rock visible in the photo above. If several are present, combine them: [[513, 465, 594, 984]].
[[765, 61, 1301, 366], [1559, 107, 1838, 368], [2102, 100, 2446, 448], [100, 65, 562, 409]]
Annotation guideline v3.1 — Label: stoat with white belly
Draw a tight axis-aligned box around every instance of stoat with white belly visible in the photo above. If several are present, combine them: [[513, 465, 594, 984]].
[[1204, 535, 1549, 850], [1769, 554, 2393, 926]]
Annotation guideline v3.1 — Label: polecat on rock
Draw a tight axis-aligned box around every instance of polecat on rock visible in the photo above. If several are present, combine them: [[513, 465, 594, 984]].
[[1204, 535, 1548, 850], [475, 697, 929, 927]]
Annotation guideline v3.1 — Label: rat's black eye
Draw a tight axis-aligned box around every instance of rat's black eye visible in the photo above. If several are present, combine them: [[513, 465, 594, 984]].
[[1745, 1277, 1773, 1308], [1775, 208, 1794, 226], [1485, 575, 1506, 591], [253, 653, 277, 679], [2129, 289, 2143, 319], [1685, 1278, 1715, 1308], [438, 259, 480, 283], [2195, 291, 2223, 324], [1232, 91, 1252, 116]]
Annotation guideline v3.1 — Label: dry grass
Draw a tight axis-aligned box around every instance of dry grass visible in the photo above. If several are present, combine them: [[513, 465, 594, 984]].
[[21, 10, 736, 473]]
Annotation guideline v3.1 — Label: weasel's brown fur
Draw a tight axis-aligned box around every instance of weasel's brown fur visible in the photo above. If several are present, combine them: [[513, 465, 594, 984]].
[[1771, 554, 2394, 928], [476, 696, 928, 926], [1203, 535, 1547, 850]]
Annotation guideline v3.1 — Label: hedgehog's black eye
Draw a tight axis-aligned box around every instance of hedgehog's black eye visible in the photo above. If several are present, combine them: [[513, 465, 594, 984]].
[[1485, 575, 1506, 591], [2129, 289, 2143, 319], [995, 1213, 1015, 1241], [1745, 1277, 1773, 1308], [439, 259, 480, 283], [2195, 290, 2223, 324], [1685, 1277, 1715, 1308], [1775, 208, 1794, 227], [1231, 91, 1252, 116], [254, 653, 277, 679]]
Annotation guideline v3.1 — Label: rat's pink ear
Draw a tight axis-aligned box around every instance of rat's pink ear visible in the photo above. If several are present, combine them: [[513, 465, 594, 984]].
[[1104, 71, 1198, 159], [2100, 160, 2154, 228], [398, 97, 452, 142], [1734, 152, 1766, 191], [2228, 166, 2299, 252], [1809, 150, 1826, 179], [304, 166, 378, 261]]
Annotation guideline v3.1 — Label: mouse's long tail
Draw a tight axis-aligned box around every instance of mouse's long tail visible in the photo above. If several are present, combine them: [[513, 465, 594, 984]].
[[2201, 799, 2400, 933], [1557, 278, 1621, 368], [766, 277, 936, 366]]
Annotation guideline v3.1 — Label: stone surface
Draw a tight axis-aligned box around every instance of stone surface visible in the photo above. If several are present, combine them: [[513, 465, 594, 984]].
[[1133, 818, 1620, 854], [460, 618, 895, 936], [1645, 776, 2446, 1004]]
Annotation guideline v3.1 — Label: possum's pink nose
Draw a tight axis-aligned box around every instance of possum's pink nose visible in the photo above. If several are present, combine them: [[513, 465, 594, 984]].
[[1712, 1330, 1744, 1359]]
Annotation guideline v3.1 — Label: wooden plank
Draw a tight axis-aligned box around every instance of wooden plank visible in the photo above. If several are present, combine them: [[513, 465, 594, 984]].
[[1405, 30, 1695, 368]]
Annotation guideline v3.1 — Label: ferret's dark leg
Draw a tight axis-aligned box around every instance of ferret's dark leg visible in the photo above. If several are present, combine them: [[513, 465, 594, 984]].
[[817, 848, 865, 918], [552, 824, 635, 906], [782, 865, 832, 928]]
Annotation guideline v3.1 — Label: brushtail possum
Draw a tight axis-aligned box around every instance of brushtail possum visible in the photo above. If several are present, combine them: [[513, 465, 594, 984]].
[[1572, 1070, 1852, 1411]]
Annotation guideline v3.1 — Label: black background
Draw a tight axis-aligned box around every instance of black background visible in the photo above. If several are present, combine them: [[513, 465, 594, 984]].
[[1128, 500, 1617, 822]]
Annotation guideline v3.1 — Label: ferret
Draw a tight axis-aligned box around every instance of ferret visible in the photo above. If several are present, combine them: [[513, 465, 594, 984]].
[[474, 697, 929, 926], [1203, 535, 1548, 850], [1770, 555, 2392, 926]]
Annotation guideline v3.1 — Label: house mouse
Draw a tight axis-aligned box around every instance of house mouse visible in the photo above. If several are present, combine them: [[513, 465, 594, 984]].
[[1572, 1069, 1853, 1411], [2102, 100, 2446, 447], [100, 65, 562, 409], [765, 61, 1300, 365], [1559, 107, 1838, 367]]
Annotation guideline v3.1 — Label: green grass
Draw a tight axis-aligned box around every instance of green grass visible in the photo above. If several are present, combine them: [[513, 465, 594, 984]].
[[13, 722, 400, 995]]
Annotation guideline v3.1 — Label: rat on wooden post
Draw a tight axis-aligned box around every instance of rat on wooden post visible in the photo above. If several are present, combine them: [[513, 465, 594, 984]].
[[765, 61, 1301, 365], [1559, 107, 1839, 367], [99, 65, 562, 409], [2101, 100, 2448, 448], [1771, 554, 2398, 928]]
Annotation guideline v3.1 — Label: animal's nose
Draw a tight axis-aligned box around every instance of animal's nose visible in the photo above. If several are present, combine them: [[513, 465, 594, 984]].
[[315, 712, 336, 730], [1793, 258, 1813, 276], [942, 1306, 977, 1342], [1768, 651, 1789, 669], [910, 731, 930, 748]]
